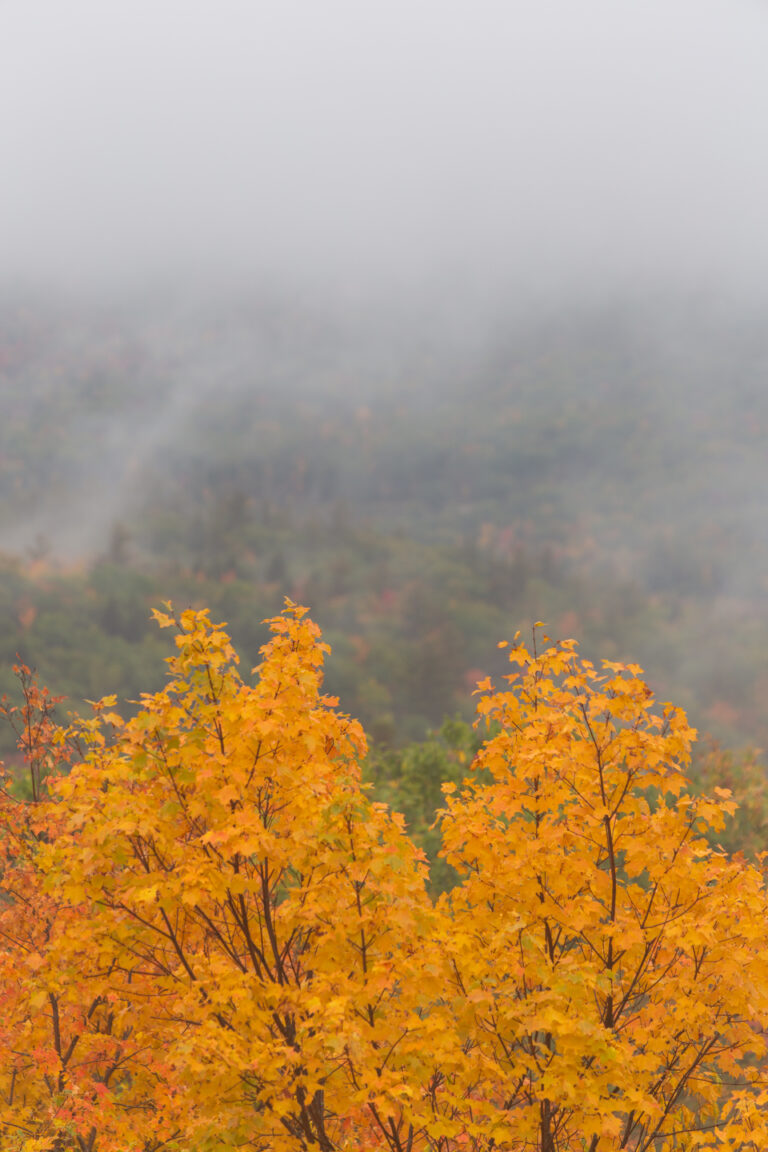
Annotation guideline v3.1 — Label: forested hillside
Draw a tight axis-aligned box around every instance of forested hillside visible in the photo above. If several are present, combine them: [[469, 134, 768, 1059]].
[[1, 292, 767, 772]]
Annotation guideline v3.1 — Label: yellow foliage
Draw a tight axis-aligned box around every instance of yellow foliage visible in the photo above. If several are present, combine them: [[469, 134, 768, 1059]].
[[436, 636, 768, 1150], [0, 613, 767, 1150]]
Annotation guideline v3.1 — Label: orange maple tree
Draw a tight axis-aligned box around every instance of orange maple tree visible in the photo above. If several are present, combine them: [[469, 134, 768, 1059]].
[[436, 635, 768, 1150], [20, 604, 438, 1151], [0, 606, 767, 1151], [0, 664, 191, 1152]]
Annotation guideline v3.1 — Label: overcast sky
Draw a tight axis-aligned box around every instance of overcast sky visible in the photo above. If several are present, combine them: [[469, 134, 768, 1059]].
[[3, 1, 768, 310]]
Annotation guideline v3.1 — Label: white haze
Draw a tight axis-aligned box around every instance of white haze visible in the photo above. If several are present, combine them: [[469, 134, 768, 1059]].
[[3, 0, 768, 580], [5, 1, 768, 757], [2, 0, 768, 311]]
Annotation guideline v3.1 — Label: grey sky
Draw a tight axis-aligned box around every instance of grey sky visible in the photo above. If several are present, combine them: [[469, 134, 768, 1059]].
[[3, 1, 768, 307]]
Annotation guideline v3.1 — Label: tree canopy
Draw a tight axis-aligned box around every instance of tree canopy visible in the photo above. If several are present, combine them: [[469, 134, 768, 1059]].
[[1, 604, 767, 1150]]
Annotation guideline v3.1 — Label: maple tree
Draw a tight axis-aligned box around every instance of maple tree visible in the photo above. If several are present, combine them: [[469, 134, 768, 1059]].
[[0, 665, 191, 1152], [32, 604, 439, 1151], [0, 606, 768, 1150], [436, 634, 768, 1150]]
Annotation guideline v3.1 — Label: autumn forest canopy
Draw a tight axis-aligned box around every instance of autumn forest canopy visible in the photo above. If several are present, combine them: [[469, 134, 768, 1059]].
[[3, 601, 768, 1151], [3, 291, 768, 1147]]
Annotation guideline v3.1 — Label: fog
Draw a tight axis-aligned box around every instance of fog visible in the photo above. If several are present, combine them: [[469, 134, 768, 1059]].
[[4, 2, 768, 755], [3, 0, 768, 310]]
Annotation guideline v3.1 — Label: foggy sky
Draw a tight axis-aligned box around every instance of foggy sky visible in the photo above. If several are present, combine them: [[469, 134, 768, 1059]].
[[1, 1, 768, 311], [3, 1, 768, 310]]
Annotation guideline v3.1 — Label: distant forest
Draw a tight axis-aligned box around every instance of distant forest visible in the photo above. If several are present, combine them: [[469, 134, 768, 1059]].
[[1, 289, 767, 780]]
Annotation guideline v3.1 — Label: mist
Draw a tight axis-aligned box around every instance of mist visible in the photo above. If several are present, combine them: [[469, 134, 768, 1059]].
[[4, 1, 768, 760], [3, 0, 768, 311]]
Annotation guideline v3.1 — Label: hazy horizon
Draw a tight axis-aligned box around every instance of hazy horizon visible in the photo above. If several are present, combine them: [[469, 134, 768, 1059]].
[[3, 1, 768, 315]]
